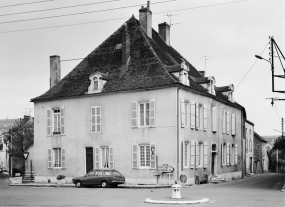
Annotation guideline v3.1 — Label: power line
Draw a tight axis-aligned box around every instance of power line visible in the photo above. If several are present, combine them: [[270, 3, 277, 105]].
[[0, 0, 54, 9], [0, 0, 175, 25], [235, 43, 268, 90], [0, 0, 249, 34], [0, 0, 119, 17]]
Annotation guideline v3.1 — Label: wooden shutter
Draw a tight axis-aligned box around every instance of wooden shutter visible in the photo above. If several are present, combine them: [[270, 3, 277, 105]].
[[60, 107, 65, 135], [190, 140, 195, 168], [231, 145, 234, 165], [150, 100, 156, 127], [222, 110, 226, 133], [181, 98, 185, 128], [95, 146, 100, 169], [203, 142, 208, 168], [132, 144, 138, 169], [195, 142, 199, 168], [226, 111, 230, 134], [235, 144, 238, 165], [231, 113, 236, 135], [47, 109, 51, 136], [183, 141, 190, 169], [150, 143, 156, 169], [131, 101, 138, 128], [61, 148, 66, 168], [221, 143, 224, 166], [91, 107, 96, 133], [48, 148, 52, 168], [190, 101, 196, 129], [203, 105, 207, 130], [196, 103, 199, 129], [226, 143, 230, 166], [182, 141, 184, 170], [96, 106, 101, 133], [212, 107, 218, 132], [109, 146, 114, 169]]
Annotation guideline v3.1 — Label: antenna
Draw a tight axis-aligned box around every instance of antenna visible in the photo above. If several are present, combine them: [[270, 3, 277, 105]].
[[164, 14, 179, 26], [201, 55, 216, 76]]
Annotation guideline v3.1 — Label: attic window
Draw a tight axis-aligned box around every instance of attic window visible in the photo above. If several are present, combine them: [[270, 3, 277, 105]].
[[87, 72, 107, 94], [115, 43, 122, 50]]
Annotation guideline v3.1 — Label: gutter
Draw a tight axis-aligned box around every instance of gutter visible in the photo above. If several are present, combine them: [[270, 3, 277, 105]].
[[176, 86, 180, 181]]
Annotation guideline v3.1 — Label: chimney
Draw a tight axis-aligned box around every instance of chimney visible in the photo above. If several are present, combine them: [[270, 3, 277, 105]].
[[122, 23, 130, 67], [158, 22, 170, 46], [50, 55, 61, 88], [139, 1, 152, 38], [199, 71, 205, 77]]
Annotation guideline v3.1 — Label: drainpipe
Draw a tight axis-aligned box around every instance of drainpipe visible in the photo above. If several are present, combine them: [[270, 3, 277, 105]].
[[176, 87, 180, 181]]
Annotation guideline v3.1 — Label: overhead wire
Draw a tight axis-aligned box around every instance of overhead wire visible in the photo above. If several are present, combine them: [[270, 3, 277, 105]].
[[0, 0, 54, 9], [0, 0, 176, 25], [0, 0, 119, 17], [235, 43, 268, 90]]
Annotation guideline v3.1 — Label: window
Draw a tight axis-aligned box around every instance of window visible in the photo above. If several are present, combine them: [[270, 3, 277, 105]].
[[234, 144, 238, 165], [222, 111, 230, 134], [249, 139, 252, 152], [231, 144, 235, 165], [91, 106, 101, 133], [231, 114, 236, 135], [183, 141, 190, 168], [87, 73, 107, 94], [48, 148, 65, 168], [131, 100, 155, 128], [93, 77, 99, 90], [181, 98, 189, 128], [95, 146, 114, 169], [132, 143, 156, 169], [212, 107, 218, 132], [194, 141, 208, 168], [190, 102, 206, 130], [221, 143, 226, 166], [47, 107, 65, 136]]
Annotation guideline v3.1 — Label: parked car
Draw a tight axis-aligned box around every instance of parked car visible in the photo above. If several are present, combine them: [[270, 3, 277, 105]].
[[72, 169, 125, 188]]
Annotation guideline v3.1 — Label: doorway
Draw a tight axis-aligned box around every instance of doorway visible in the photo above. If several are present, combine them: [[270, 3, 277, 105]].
[[86, 147, 93, 174], [211, 153, 217, 176], [249, 157, 253, 173]]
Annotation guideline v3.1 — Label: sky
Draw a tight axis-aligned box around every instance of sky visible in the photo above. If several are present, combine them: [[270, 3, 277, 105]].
[[0, 0, 285, 136]]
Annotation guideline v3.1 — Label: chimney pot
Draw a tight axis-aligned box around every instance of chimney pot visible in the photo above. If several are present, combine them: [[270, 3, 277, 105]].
[[139, 1, 152, 38], [50, 55, 61, 88], [158, 22, 170, 46]]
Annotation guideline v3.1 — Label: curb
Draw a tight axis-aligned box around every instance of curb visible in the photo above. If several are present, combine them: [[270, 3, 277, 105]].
[[281, 181, 285, 192]]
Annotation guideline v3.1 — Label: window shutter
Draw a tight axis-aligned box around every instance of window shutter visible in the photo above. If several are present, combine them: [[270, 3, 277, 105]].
[[48, 148, 52, 168], [150, 100, 156, 127], [60, 107, 65, 135], [222, 110, 226, 134], [226, 143, 230, 166], [131, 101, 138, 128], [231, 113, 236, 135], [190, 101, 196, 129], [235, 144, 238, 165], [61, 148, 66, 168], [195, 103, 199, 129], [97, 106, 101, 133], [203, 105, 207, 130], [203, 142, 208, 168], [109, 146, 114, 169], [95, 146, 100, 169], [182, 141, 184, 170], [150, 143, 156, 169], [190, 140, 195, 169], [212, 107, 218, 132], [132, 144, 138, 169], [91, 107, 96, 133], [195, 142, 199, 168], [181, 98, 185, 128], [221, 143, 224, 166], [47, 109, 51, 136], [226, 111, 230, 134]]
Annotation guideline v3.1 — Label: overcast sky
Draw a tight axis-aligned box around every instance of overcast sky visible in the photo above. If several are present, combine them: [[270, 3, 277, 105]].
[[0, 0, 284, 136]]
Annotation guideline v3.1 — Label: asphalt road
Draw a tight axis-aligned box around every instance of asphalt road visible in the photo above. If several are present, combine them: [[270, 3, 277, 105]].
[[0, 173, 284, 207]]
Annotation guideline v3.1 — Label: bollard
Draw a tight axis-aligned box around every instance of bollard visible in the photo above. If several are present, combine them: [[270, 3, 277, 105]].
[[171, 182, 182, 199]]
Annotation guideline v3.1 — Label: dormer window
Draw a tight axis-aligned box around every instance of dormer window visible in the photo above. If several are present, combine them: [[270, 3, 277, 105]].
[[207, 76, 216, 95], [179, 61, 189, 86], [87, 72, 108, 94]]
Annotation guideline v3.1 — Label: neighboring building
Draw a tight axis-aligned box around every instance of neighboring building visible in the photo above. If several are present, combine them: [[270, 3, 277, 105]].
[[245, 120, 254, 174], [253, 132, 267, 174], [30, 3, 246, 184]]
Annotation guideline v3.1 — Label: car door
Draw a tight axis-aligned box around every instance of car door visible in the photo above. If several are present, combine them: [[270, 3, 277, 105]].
[[103, 170, 114, 184], [93, 170, 103, 185], [83, 171, 95, 185]]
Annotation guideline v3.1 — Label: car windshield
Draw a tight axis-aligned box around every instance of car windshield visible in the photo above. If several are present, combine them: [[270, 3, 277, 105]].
[[112, 171, 122, 176]]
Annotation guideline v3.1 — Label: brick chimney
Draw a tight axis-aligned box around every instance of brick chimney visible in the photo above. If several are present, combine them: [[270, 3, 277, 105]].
[[50, 55, 61, 88], [122, 23, 130, 67], [139, 1, 152, 38], [158, 22, 170, 46]]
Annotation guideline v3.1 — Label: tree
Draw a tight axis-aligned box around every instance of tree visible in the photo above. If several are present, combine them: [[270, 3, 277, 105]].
[[269, 136, 285, 172]]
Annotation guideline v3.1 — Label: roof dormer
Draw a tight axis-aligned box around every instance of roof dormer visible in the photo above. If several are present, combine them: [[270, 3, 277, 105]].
[[87, 72, 108, 94], [216, 84, 234, 102], [195, 76, 216, 95], [179, 61, 189, 86]]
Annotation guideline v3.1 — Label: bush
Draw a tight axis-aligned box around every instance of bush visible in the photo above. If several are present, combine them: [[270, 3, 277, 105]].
[[56, 174, 66, 180]]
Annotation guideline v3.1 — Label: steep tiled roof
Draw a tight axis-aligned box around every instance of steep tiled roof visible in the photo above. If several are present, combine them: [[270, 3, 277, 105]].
[[254, 132, 267, 143], [216, 86, 230, 92], [30, 16, 246, 114]]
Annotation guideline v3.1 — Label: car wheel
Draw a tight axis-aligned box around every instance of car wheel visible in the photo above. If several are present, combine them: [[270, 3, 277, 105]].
[[75, 181, 82, 188], [101, 181, 108, 188]]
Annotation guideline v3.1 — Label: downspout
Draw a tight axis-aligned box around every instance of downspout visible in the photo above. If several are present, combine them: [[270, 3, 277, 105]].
[[176, 86, 180, 181], [241, 112, 244, 178]]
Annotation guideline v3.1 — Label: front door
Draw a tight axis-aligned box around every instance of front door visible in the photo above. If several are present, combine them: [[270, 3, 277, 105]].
[[86, 147, 93, 174], [250, 157, 253, 173], [211, 153, 215, 175]]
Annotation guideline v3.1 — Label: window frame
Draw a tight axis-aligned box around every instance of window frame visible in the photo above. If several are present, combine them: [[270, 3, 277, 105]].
[[47, 107, 65, 136], [48, 147, 65, 169], [91, 106, 101, 133]]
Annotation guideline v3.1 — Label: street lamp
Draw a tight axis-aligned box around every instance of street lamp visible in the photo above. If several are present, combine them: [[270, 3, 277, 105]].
[[4, 125, 13, 177], [255, 55, 271, 64]]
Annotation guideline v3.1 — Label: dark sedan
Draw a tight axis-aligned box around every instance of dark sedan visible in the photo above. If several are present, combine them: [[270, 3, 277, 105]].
[[72, 169, 125, 188]]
